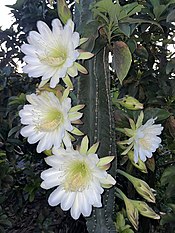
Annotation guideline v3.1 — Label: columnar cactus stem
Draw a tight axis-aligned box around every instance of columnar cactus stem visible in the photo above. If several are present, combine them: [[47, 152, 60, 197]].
[[74, 1, 117, 231], [78, 42, 117, 233]]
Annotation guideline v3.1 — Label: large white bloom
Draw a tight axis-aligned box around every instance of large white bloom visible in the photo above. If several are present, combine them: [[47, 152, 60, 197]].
[[41, 136, 116, 220], [19, 90, 84, 153], [120, 112, 163, 163], [21, 18, 93, 88]]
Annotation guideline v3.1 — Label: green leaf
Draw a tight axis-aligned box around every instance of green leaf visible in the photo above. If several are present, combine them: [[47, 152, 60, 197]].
[[121, 18, 162, 30], [113, 41, 132, 84], [8, 126, 21, 137], [122, 2, 144, 18], [161, 166, 175, 186], [150, 0, 159, 7], [160, 213, 175, 225], [166, 58, 175, 74], [153, 5, 167, 20], [135, 45, 149, 60], [123, 229, 135, 233], [167, 9, 175, 22], [144, 107, 171, 122], [6, 0, 26, 9]]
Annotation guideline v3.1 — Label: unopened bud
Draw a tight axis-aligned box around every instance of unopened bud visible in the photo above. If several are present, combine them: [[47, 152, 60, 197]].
[[116, 95, 143, 110], [57, 0, 72, 24], [117, 169, 155, 203], [131, 200, 160, 219], [117, 188, 139, 230]]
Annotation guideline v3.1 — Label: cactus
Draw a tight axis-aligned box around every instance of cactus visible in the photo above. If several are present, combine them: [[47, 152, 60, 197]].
[[74, 1, 117, 232]]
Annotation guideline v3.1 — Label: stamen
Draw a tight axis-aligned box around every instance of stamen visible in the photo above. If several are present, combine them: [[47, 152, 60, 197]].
[[39, 48, 67, 67], [64, 161, 91, 192], [36, 108, 63, 132]]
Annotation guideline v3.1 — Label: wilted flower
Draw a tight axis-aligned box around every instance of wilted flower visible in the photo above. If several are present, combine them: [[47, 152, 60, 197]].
[[119, 111, 163, 163], [21, 18, 93, 88], [19, 90, 84, 153], [41, 136, 116, 219]]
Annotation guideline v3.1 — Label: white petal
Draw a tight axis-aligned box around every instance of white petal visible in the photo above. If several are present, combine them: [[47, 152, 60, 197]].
[[20, 114, 33, 125], [28, 31, 46, 49], [134, 144, 139, 163], [41, 168, 62, 179], [53, 130, 63, 148], [50, 74, 60, 88], [21, 44, 36, 56], [23, 56, 41, 65], [36, 134, 52, 153], [37, 20, 52, 40], [19, 111, 32, 120], [61, 191, 76, 211], [20, 125, 36, 137], [62, 98, 72, 112], [139, 148, 147, 162], [48, 186, 65, 206], [52, 18, 63, 36], [23, 64, 46, 77], [70, 193, 81, 220], [45, 155, 64, 169], [28, 131, 44, 144], [65, 19, 74, 32], [88, 183, 102, 207], [72, 32, 80, 48], [63, 132, 72, 148], [42, 174, 63, 189], [80, 192, 92, 217]]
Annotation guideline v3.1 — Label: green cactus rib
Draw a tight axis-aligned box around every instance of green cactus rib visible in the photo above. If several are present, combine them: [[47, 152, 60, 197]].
[[77, 48, 117, 233], [75, 1, 117, 232]]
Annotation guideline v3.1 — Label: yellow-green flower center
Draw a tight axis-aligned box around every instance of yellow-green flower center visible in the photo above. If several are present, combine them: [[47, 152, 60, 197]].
[[64, 160, 91, 192], [38, 109, 63, 132], [39, 48, 67, 67], [139, 137, 150, 150]]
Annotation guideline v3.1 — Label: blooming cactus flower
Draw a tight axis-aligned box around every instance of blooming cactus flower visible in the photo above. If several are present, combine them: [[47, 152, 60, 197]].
[[40, 136, 116, 219], [19, 89, 84, 153], [21, 18, 93, 88], [119, 111, 163, 163]]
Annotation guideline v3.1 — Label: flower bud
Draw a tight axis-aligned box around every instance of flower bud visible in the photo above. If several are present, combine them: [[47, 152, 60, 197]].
[[117, 169, 155, 203], [57, 0, 72, 24], [117, 188, 139, 230], [116, 95, 143, 110], [131, 200, 160, 219]]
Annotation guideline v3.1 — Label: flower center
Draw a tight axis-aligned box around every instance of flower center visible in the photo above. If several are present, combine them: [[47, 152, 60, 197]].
[[64, 160, 91, 192], [37, 109, 63, 132], [39, 48, 67, 68], [139, 137, 151, 150]]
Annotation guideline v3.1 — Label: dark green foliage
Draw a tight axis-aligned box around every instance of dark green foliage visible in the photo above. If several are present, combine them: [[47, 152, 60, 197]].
[[1, 0, 175, 232]]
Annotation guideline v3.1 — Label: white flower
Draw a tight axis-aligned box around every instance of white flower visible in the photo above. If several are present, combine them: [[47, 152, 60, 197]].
[[21, 18, 93, 88], [120, 112, 163, 163], [40, 136, 116, 220], [19, 90, 84, 153]]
